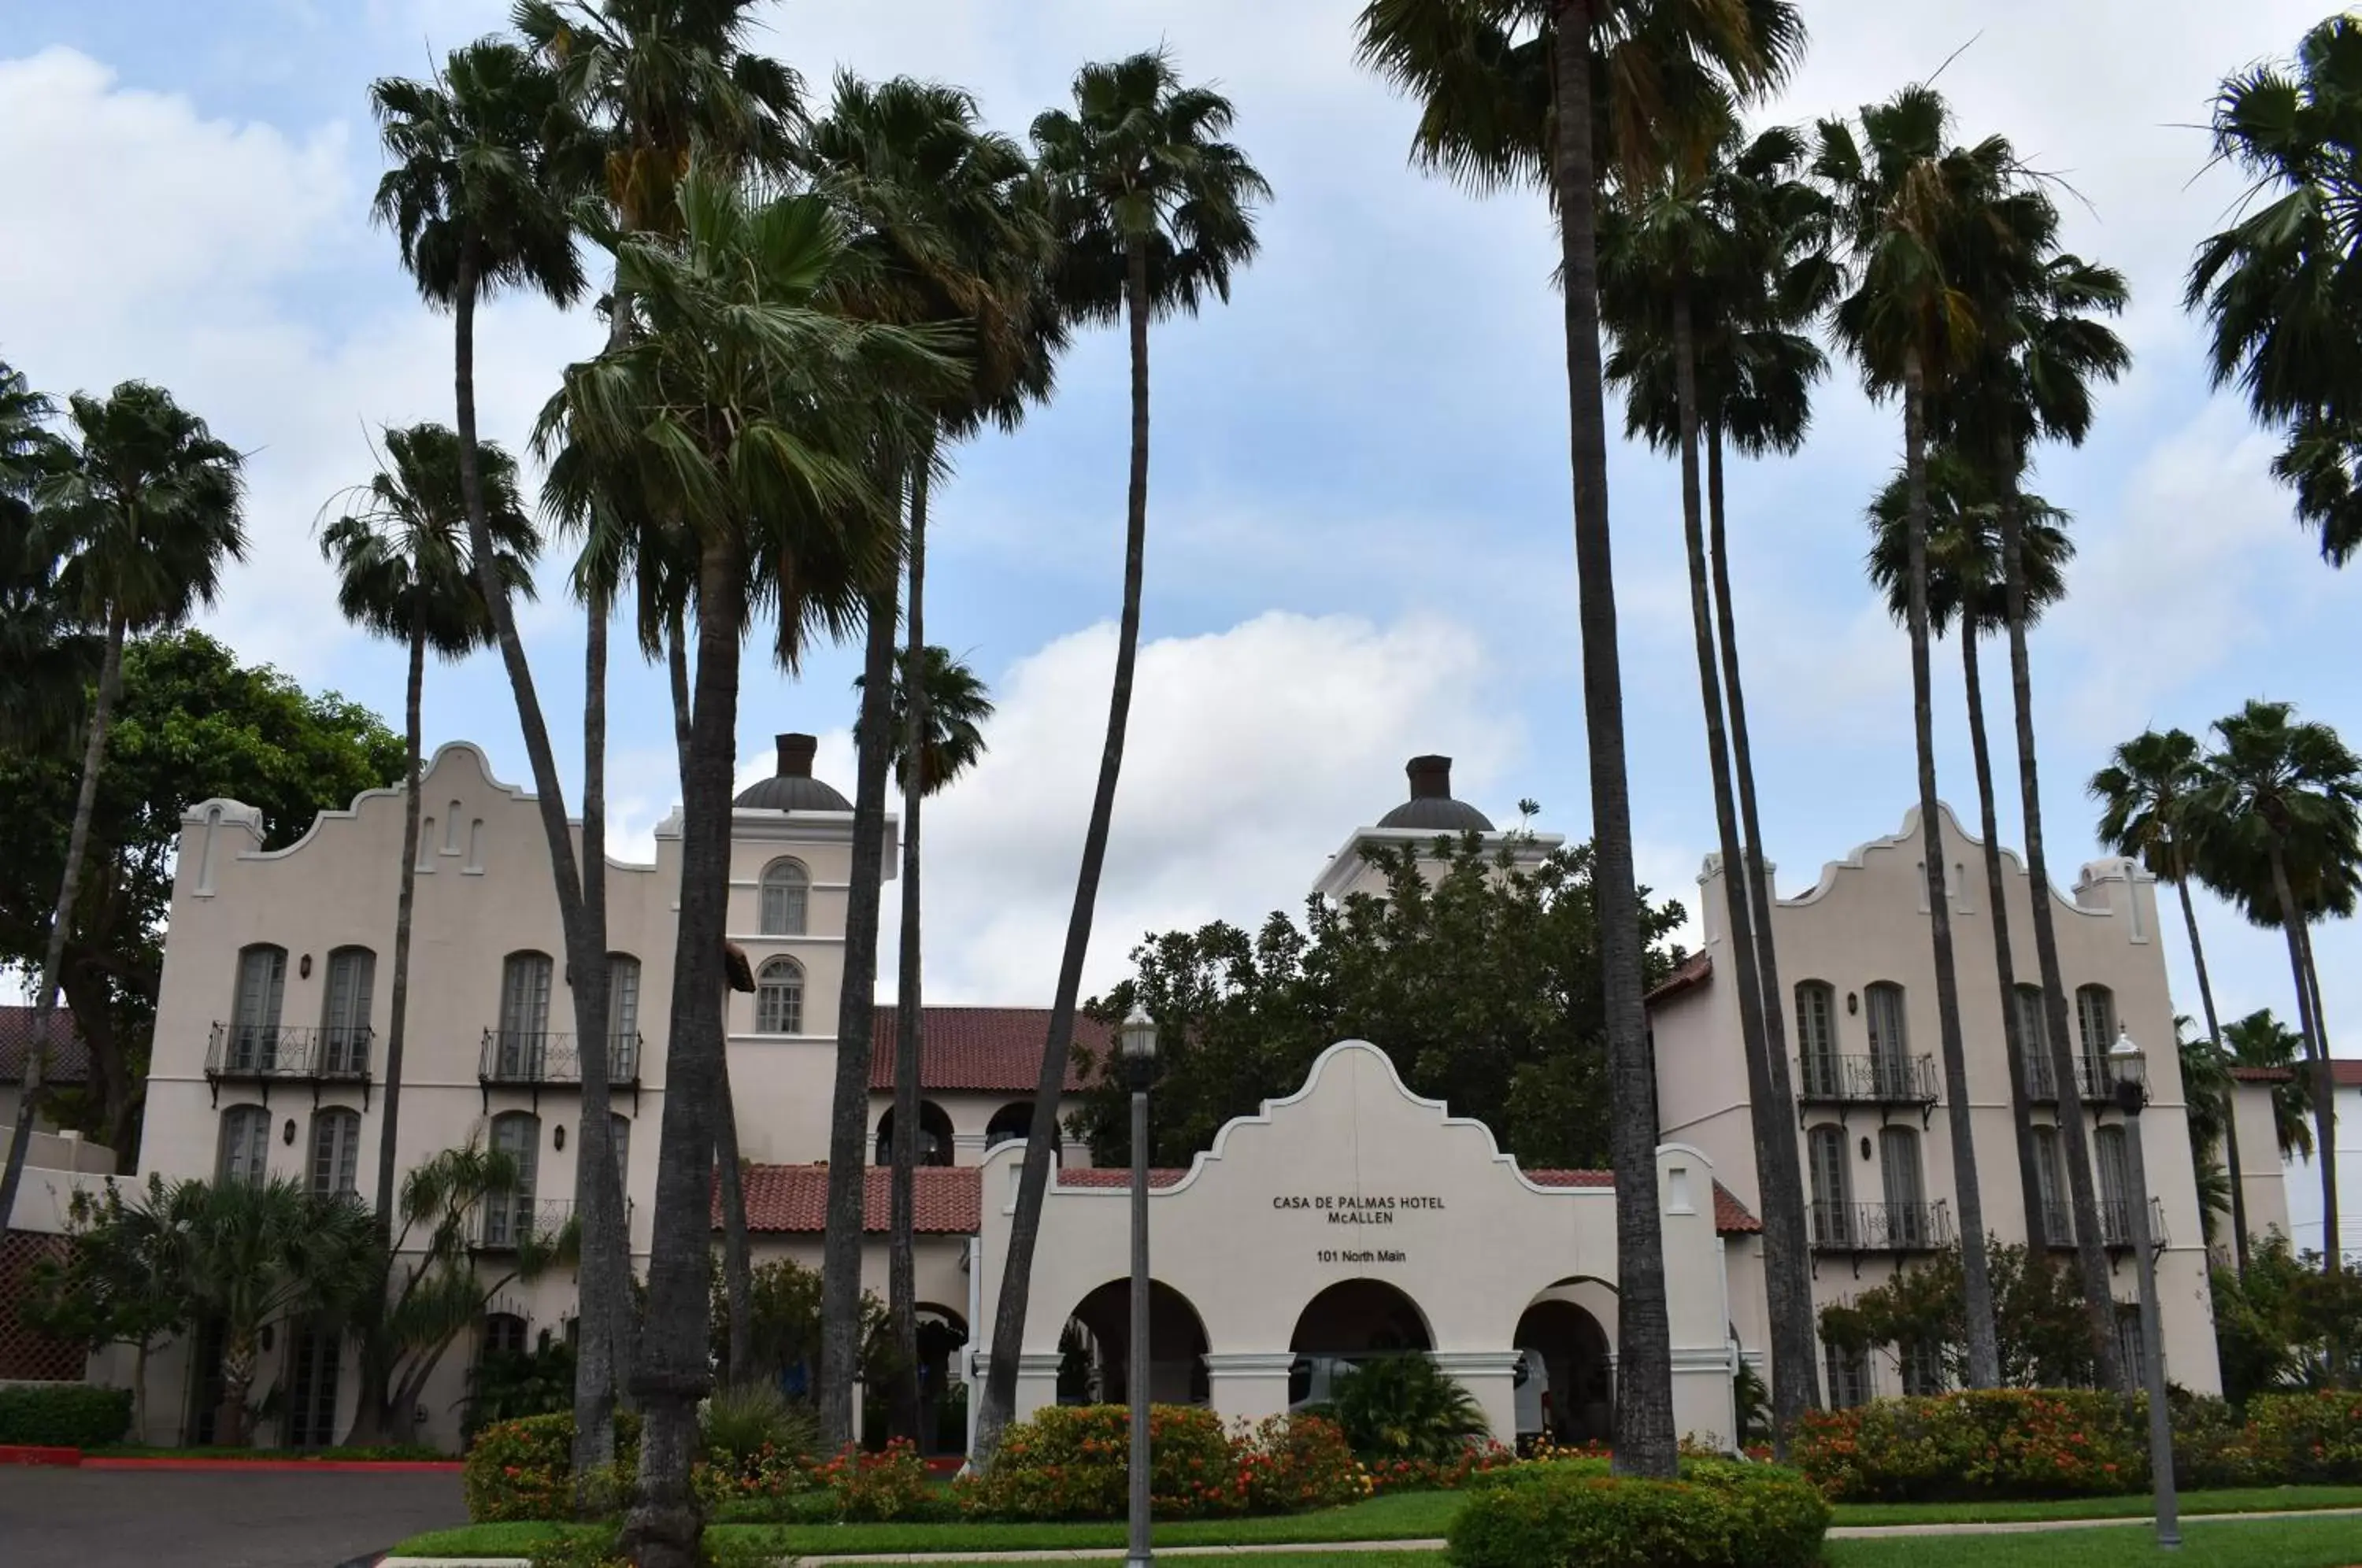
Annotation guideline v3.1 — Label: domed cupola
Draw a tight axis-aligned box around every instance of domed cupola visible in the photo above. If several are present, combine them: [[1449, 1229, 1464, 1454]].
[[732, 733, 853, 812], [1375, 754, 1494, 833]]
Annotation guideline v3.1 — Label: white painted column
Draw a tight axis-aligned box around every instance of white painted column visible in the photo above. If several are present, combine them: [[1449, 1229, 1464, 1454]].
[[1657, 1144, 1740, 1451], [1432, 1349, 1523, 1448], [1203, 1352, 1296, 1426]]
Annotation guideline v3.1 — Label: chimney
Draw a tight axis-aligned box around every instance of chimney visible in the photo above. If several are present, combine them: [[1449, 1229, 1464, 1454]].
[[776, 733, 817, 778], [1406, 754, 1453, 801]]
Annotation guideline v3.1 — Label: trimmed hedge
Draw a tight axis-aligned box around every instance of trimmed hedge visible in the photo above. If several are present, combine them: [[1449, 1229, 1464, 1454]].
[[0, 1383, 133, 1447], [1449, 1459, 1829, 1568], [2247, 1391, 2362, 1484], [464, 1411, 641, 1522], [972, 1403, 1247, 1519]]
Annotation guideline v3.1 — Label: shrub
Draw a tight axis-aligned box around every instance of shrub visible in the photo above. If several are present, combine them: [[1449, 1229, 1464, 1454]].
[[0, 1383, 132, 1448], [464, 1411, 642, 1523], [1363, 1442, 1520, 1493], [1448, 1460, 1829, 1568], [1235, 1414, 1363, 1512], [2157, 1392, 2260, 1490], [1790, 1390, 2139, 1501], [976, 1403, 1245, 1519], [695, 1382, 819, 1506], [813, 1437, 939, 1522], [1327, 1354, 1490, 1463], [2245, 1391, 2362, 1484]]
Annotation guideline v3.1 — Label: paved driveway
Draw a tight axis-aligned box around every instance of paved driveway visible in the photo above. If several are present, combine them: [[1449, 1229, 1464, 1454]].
[[0, 1466, 466, 1568]]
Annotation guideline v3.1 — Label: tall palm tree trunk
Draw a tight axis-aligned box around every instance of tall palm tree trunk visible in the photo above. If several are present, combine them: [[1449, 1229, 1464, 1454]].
[[1961, 625, 2049, 1248], [2175, 866, 2245, 1270], [447, 242, 619, 1475], [821, 578, 900, 1449], [1549, 0, 1672, 1477], [1901, 350, 2001, 1389], [575, 587, 629, 1478], [976, 240, 1155, 1466], [623, 538, 745, 1568], [0, 608, 123, 1237], [1997, 483, 2124, 1391], [890, 457, 932, 1444], [344, 622, 430, 1447], [1706, 431, 1820, 1420], [2271, 848, 2341, 1274], [1674, 306, 1813, 1448]]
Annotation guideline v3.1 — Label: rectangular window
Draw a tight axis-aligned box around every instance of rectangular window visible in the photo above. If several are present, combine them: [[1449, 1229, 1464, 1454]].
[[1900, 1340, 1946, 1398], [1879, 1126, 1927, 1244], [1796, 983, 1838, 1098], [2032, 1124, 2067, 1241], [2095, 1126, 2131, 1243], [231, 947, 287, 1071], [2077, 986, 2118, 1085], [321, 949, 374, 1075], [608, 956, 641, 1078], [283, 1321, 341, 1449], [487, 1113, 540, 1248], [218, 1105, 271, 1187], [1823, 1342, 1871, 1408], [1864, 983, 1908, 1096], [1809, 1126, 1851, 1245], [498, 953, 553, 1078], [309, 1110, 361, 1197]]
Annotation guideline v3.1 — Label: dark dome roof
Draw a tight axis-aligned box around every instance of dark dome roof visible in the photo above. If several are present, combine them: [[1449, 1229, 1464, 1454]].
[[735, 733, 852, 812], [1376, 754, 1494, 832]]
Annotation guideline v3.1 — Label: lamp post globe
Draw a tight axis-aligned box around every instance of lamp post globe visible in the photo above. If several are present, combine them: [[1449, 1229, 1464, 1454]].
[[1123, 1002, 1157, 1568], [2111, 1026, 2179, 1550]]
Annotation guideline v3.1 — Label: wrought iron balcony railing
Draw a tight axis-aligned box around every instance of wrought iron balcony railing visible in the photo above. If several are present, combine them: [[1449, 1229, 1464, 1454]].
[[2023, 1052, 2147, 1104], [477, 1030, 642, 1088], [471, 1196, 576, 1252], [204, 1023, 373, 1103], [2042, 1196, 2168, 1252], [1809, 1199, 1956, 1252], [1797, 1053, 1942, 1106]]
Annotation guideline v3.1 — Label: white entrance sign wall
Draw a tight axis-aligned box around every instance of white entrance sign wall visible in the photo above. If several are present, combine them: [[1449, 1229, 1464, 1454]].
[[973, 1041, 1738, 1448]]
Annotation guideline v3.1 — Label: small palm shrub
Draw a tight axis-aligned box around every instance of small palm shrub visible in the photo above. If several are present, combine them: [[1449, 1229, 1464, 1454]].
[[1327, 1354, 1489, 1464], [700, 1382, 819, 1466], [1449, 1459, 1830, 1568]]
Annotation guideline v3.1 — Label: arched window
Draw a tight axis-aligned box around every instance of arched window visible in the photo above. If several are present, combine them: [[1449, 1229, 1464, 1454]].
[[2075, 983, 2117, 1066], [1794, 981, 1838, 1098], [1863, 982, 1908, 1097], [607, 954, 642, 1078], [1807, 1123, 1851, 1246], [876, 1101, 955, 1167], [218, 1104, 271, 1186], [2014, 984, 2053, 1098], [497, 952, 554, 1078], [2094, 1123, 2131, 1244], [756, 957, 804, 1035], [761, 860, 810, 936], [228, 944, 287, 1071], [320, 946, 375, 1076], [480, 1311, 529, 1361], [309, 1108, 362, 1198], [487, 1111, 540, 1248], [610, 1112, 631, 1191], [986, 1100, 1058, 1152], [1879, 1126, 1927, 1244], [2031, 1123, 2066, 1241]]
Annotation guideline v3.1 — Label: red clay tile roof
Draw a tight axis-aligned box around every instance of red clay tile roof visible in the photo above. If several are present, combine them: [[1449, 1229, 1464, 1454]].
[[868, 1007, 1113, 1094], [1529, 1167, 1757, 1233], [2233, 1061, 2362, 1086], [0, 1007, 89, 1085], [727, 1163, 980, 1234], [2342, 1060, 2362, 1089], [1644, 952, 1711, 1008], [1524, 1168, 1616, 1188], [2230, 1066, 2294, 1084], [1056, 1167, 1189, 1189]]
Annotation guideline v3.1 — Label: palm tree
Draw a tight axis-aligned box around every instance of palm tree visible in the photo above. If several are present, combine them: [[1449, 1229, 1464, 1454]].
[[2195, 699, 2362, 1274], [0, 382, 246, 1238], [0, 361, 92, 756], [857, 642, 995, 1439], [797, 71, 1061, 1449], [2187, 14, 2362, 566], [2178, 1015, 2236, 1249], [545, 162, 953, 1565], [2223, 1008, 2316, 1167], [971, 48, 1268, 1466], [2093, 727, 2250, 1269], [1355, 0, 1801, 1476], [1867, 451, 2071, 1257], [516, 1, 806, 1457], [315, 423, 539, 1440], [1815, 83, 2013, 1389], [172, 1176, 377, 1448], [1600, 114, 1824, 1442]]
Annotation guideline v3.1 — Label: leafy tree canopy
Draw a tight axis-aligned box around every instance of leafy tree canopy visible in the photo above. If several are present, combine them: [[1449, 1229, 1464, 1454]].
[[1818, 1241, 2103, 1391], [0, 629, 402, 1150], [1072, 834, 1687, 1170]]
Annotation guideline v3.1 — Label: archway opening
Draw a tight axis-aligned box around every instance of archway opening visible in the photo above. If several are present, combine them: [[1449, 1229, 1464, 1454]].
[[1287, 1278, 1433, 1408], [1515, 1297, 1613, 1445], [915, 1304, 968, 1455], [985, 1099, 1059, 1153], [1060, 1278, 1210, 1407], [874, 1100, 955, 1166]]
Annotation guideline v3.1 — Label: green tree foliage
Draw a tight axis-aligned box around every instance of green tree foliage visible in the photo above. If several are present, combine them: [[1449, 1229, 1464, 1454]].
[[1817, 1241, 2104, 1391], [0, 630, 402, 1151], [2225, 1008, 2316, 1161], [1070, 835, 1686, 1171], [19, 1172, 190, 1440], [708, 1257, 898, 1394], [2211, 1232, 2362, 1401], [1324, 1352, 1490, 1463]]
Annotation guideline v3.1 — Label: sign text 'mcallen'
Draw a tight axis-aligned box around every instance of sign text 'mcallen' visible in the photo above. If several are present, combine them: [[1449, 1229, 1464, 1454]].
[[1272, 1193, 1448, 1226]]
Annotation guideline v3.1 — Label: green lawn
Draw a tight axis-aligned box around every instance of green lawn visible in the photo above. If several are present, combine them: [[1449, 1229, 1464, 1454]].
[[89, 1444, 450, 1463], [393, 1486, 2362, 1558]]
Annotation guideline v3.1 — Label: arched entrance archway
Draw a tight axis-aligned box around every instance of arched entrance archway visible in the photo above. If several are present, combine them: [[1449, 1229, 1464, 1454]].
[[1061, 1279, 1209, 1406], [915, 1304, 968, 1455], [1515, 1297, 1613, 1445], [875, 1101, 955, 1166], [986, 1099, 1058, 1153], [1287, 1278, 1432, 1409]]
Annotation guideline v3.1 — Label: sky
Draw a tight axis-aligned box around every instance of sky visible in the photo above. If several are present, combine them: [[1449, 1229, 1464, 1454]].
[[3, 5, 2356, 1103]]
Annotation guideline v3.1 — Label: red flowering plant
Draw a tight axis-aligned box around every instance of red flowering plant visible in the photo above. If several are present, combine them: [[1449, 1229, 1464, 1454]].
[[1791, 1392, 2141, 1501], [814, 1438, 935, 1521], [1233, 1414, 1363, 1513], [462, 1411, 642, 1522], [1360, 1440, 1519, 1494], [972, 1404, 1246, 1520], [2245, 1391, 2362, 1484]]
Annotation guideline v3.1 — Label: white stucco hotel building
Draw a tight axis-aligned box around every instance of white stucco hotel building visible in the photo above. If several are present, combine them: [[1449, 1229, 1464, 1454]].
[[0, 739, 2287, 1452]]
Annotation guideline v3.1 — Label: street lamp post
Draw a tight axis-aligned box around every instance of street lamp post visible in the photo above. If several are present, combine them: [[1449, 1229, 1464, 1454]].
[[2111, 1026, 2179, 1551], [1121, 1004, 1159, 1568]]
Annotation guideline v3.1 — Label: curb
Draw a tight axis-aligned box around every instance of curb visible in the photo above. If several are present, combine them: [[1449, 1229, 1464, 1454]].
[[0, 1445, 461, 1473], [0, 1444, 80, 1466]]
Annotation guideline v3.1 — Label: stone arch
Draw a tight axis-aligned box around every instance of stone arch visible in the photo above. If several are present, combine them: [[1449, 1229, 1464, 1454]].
[[1061, 1278, 1210, 1407], [1289, 1278, 1433, 1355], [1515, 1296, 1614, 1445]]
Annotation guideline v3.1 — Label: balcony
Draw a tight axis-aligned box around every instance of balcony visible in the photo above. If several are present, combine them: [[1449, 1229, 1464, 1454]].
[[1796, 1053, 1940, 1126], [471, 1196, 577, 1253], [477, 1030, 643, 1110], [2023, 1052, 2147, 1105], [204, 1023, 373, 1106], [1810, 1199, 1955, 1256], [2042, 1196, 2169, 1256]]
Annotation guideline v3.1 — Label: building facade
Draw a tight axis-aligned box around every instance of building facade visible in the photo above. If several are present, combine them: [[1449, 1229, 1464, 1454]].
[[6, 748, 2291, 1450]]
